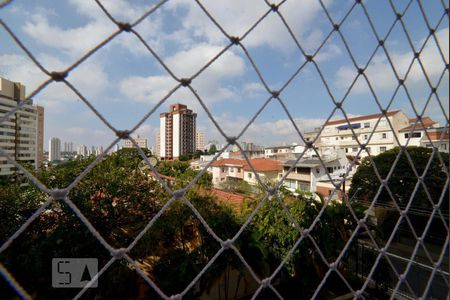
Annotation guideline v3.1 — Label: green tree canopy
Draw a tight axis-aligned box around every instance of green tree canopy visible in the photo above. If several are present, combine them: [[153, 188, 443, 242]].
[[349, 147, 449, 209]]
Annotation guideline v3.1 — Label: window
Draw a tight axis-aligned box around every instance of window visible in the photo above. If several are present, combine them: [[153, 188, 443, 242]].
[[284, 179, 296, 189], [412, 132, 421, 138], [364, 122, 370, 128], [381, 133, 387, 139], [335, 137, 338, 140], [352, 136, 356, 140], [345, 148, 348, 153], [230, 167, 234, 172], [327, 167, 333, 173], [404, 133, 409, 138], [237, 168, 241, 173], [441, 144, 447, 150], [364, 134, 368, 140], [426, 143, 432, 148], [380, 146, 387, 153], [316, 168, 320, 174], [221, 168, 226, 172], [340, 136, 344, 140], [366, 147, 371, 153], [247, 173, 252, 179], [352, 147, 358, 152]]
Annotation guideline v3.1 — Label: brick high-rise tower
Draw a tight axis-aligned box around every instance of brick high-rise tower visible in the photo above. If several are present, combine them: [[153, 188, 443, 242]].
[[159, 104, 196, 160]]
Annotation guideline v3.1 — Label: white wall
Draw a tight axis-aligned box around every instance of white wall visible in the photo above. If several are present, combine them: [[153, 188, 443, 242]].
[[159, 116, 166, 158], [173, 114, 180, 158]]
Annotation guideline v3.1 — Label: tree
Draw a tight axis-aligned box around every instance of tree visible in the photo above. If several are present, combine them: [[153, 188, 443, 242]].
[[349, 146, 448, 242], [208, 144, 217, 154], [248, 189, 364, 298], [349, 146, 448, 208]]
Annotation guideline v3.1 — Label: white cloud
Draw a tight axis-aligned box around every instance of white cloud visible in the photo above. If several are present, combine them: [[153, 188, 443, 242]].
[[165, 0, 331, 53], [210, 114, 326, 145], [335, 27, 449, 93], [0, 53, 108, 107], [119, 44, 246, 104], [21, 1, 163, 58]]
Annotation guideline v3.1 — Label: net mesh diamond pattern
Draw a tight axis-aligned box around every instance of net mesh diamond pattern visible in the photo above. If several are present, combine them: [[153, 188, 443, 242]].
[[0, 0, 448, 299]]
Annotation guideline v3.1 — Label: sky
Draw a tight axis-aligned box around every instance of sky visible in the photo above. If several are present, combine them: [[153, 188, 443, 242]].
[[0, 0, 448, 151]]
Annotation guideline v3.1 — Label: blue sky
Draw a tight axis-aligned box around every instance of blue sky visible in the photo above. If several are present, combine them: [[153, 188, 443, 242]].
[[0, 0, 448, 150]]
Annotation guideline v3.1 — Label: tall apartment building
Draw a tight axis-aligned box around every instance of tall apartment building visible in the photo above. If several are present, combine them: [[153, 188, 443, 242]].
[[124, 134, 148, 149], [77, 144, 87, 157], [63, 141, 74, 153], [0, 78, 40, 176], [36, 105, 44, 168], [196, 131, 205, 152], [155, 132, 160, 157], [49, 137, 61, 161], [159, 103, 197, 160]]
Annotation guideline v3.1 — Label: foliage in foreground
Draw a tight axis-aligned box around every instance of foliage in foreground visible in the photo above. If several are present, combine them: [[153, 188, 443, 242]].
[[1, 148, 372, 299]]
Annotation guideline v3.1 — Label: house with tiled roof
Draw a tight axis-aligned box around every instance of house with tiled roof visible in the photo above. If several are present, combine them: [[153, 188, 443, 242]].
[[398, 117, 439, 146], [419, 127, 449, 152], [210, 158, 281, 187], [210, 158, 248, 187], [242, 158, 282, 186]]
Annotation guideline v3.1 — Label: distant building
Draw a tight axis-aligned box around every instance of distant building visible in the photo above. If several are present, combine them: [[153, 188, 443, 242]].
[[264, 145, 296, 160], [155, 132, 160, 157], [159, 103, 197, 160], [36, 106, 44, 168], [63, 141, 74, 153], [0, 78, 40, 175], [196, 131, 205, 152], [124, 134, 148, 149], [49, 137, 61, 161], [77, 145, 87, 156]]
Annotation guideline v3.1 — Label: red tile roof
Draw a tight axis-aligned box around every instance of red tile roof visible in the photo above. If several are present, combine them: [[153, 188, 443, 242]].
[[243, 158, 281, 172], [423, 131, 449, 141], [326, 110, 400, 126], [211, 158, 281, 172], [210, 189, 245, 211], [210, 158, 247, 167], [400, 117, 437, 132]]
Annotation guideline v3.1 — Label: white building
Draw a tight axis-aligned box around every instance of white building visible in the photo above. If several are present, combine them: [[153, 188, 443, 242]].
[[124, 134, 148, 149], [49, 137, 61, 162], [304, 110, 412, 157], [63, 141, 74, 153], [280, 150, 355, 200], [0, 78, 40, 175], [77, 145, 87, 157], [196, 131, 205, 152]]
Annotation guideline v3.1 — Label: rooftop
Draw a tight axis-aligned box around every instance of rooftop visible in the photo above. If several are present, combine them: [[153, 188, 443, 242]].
[[326, 110, 400, 126]]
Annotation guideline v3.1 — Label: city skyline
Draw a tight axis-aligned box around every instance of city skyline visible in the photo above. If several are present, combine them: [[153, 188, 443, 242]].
[[0, 0, 447, 149]]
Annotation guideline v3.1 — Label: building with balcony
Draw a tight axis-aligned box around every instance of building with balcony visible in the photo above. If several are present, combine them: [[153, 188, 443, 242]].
[[280, 150, 356, 199], [49, 137, 61, 162], [124, 134, 148, 149], [159, 103, 196, 160], [0, 78, 42, 175], [196, 131, 205, 152]]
